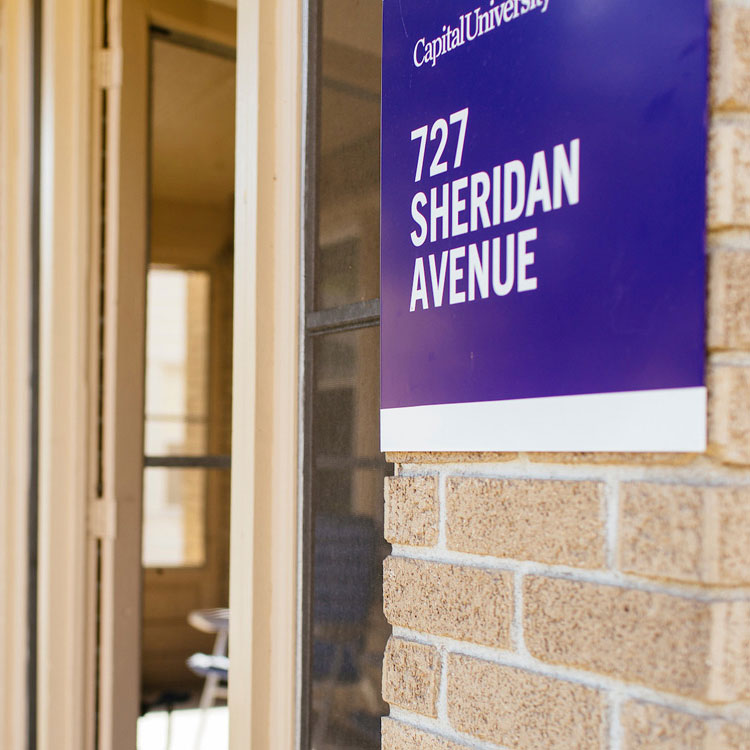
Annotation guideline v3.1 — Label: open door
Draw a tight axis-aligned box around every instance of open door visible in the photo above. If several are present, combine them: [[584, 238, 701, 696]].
[[89, 2, 148, 748], [89, 2, 236, 749]]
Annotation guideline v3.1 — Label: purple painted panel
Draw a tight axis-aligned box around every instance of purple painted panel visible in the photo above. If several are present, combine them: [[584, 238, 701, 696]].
[[380, 0, 708, 411]]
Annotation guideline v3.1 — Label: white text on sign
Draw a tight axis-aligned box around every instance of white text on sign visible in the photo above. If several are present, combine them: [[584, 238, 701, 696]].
[[407, 108, 581, 312]]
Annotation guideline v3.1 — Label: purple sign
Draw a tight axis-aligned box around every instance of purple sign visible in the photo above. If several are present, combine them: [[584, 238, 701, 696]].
[[380, 0, 708, 452]]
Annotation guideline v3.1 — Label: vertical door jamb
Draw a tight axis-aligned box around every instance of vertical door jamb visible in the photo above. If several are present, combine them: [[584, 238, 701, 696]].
[[0, 2, 35, 749], [94, 0, 148, 748], [36, 0, 94, 748], [230, 0, 302, 748]]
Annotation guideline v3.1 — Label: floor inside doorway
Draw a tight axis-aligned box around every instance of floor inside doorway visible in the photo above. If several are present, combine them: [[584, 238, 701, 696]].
[[137, 704, 228, 750], [137, 702, 381, 750]]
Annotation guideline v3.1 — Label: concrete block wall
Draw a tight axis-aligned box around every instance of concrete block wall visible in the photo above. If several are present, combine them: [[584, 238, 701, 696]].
[[380, 3, 750, 748]]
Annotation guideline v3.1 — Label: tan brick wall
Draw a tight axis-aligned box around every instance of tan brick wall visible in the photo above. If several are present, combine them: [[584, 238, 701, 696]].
[[384, 476, 439, 547], [381, 3, 750, 749], [381, 718, 470, 750], [383, 557, 513, 647], [708, 123, 750, 228], [446, 655, 606, 750], [621, 702, 750, 750], [709, 365, 750, 464], [712, 4, 750, 111], [619, 483, 750, 584], [446, 477, 606, 568], [382, 637, 441, 717], [708, 250, 750, 350], [524, 577, 736, 700]]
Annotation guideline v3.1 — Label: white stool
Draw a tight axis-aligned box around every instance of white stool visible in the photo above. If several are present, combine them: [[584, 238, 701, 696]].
[[187, 607, 229, 750]]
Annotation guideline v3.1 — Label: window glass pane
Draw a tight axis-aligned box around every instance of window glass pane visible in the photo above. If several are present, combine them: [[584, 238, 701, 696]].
[[144, 269, 210, 456], [312, 328, 384, 516], [314, 0, 382, 310], [310, 326, 391, 748], [306, 1, 386, 746], [142, 467, 207, 567]]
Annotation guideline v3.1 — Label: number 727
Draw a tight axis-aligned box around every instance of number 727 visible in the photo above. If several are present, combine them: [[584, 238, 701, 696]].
[[410, 107, 469, 183]]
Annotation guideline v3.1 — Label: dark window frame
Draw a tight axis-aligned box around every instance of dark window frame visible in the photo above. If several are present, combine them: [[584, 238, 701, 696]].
[[298, 1, 384, 745]]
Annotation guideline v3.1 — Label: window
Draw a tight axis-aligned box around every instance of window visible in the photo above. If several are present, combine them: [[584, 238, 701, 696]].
[[142, 268, 211, 567], [301, 0, 390, 747]]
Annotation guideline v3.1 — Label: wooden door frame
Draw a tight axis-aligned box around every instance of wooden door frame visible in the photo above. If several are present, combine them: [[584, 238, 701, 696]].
[[0, 2, 35, 749], [32, 0, 304, 747], [229, 0, 302, 747], [32, 1, 236, 749], [35, 1, 95, 749], [31, 1, 145, 746]]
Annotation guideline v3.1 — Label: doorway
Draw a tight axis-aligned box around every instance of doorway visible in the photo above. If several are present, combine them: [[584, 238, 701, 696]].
[[137, 29, 235, 750]]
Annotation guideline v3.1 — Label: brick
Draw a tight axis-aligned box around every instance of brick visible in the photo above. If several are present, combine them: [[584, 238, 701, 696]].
[[711, 4, 750, 112], [708, 365, 750, 465], [446, 477, 605, 568], [621, 701, 750, 750], [382, 637, 441, 717], [708, 250, 750, 350], [525, 576, 750, 701], [708, 124, 750, 229], [381, 718, 471, 750], [384, 476, 439, 547], [712, 499, 750, 584], [710, 600, 750, 703], [524, 577, 714, 699], [383, 556, 513, 648], [386, 452, 517, 464], [529, 452, 697, 466], [621, 702, 709, 749], [619, 482, 750, 584], [719, 723, 750, 749], [447, 655, 606, 750]]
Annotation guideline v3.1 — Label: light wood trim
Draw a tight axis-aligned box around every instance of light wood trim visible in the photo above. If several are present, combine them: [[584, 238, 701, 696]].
[[230, 0, 302, 747], [31, 2, 240, 749], [36, 1, 93, 748], [0, 3, 33, 749], [95, 1, 148, 747]]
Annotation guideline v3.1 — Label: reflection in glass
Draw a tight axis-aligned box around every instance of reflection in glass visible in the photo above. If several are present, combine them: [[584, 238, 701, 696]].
[[307, 0, 387, 746], [313, 329, 384, 518], [310, 327, 391, 748], [314, 0, 382, 311]]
